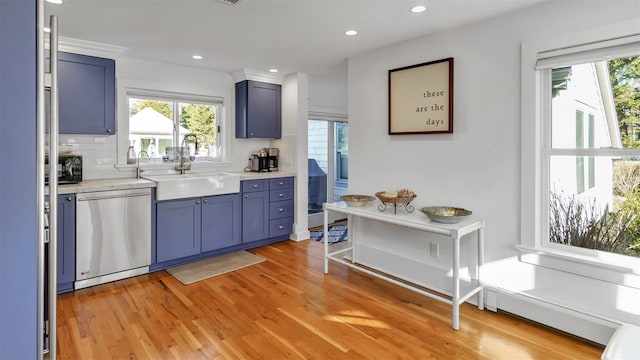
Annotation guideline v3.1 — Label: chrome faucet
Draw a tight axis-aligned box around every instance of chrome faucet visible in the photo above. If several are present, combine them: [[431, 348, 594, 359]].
[[136, 150, 149, 179], [175, 134, 198, 174]]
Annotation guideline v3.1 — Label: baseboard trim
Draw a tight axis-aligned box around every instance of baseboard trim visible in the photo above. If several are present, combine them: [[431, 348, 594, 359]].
[[486, 286, 619, 345]]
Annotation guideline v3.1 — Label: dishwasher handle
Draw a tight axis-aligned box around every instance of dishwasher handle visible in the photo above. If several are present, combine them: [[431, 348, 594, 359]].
[[76, 189, 151, 202]]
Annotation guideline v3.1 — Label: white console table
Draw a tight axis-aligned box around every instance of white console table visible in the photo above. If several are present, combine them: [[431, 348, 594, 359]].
[[323, 201, 484, 330]]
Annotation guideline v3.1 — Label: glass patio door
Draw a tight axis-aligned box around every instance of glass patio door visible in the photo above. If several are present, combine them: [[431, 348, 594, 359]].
[[308, 119, 348, 228]]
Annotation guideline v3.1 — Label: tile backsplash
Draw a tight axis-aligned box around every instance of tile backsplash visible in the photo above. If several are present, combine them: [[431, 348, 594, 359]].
[[59, 134, 120, 180]]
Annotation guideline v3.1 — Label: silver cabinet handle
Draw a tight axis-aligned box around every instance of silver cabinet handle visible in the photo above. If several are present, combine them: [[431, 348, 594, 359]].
[[195, 200, 201, 205], [279, 181, 284, 185], [278, 207, 284, 212], [203, 199, 208, 204], [106, 129, 112, 133], [253, 184, 259, 188], [279, 193, 284, 197], [278, 225, 284, 230], [244, 194, 249, 199], [67, 196, 72, 201]]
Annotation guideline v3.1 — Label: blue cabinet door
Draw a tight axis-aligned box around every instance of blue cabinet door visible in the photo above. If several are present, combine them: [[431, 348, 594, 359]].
[[242, 190, 270, 243], [58, 52, 115, 135], [202, 193, 242, 252], [156, 198, 202, 262], [57, 194, 75, 292], [235, 80, 281, 138]]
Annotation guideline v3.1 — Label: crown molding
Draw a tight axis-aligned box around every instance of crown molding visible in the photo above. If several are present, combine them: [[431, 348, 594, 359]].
[[231, 68, 284, 84], [45, 36, 128, 59]]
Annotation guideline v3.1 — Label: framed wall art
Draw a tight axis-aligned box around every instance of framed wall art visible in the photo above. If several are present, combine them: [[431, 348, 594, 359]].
[[388, 57, 453, 134]]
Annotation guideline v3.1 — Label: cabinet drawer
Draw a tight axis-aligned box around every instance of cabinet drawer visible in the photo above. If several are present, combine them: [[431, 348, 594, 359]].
[[269, 177, 293, 190], [269, 200, 293, 219], [242, 179, 269, 192], [270, 188, 293, 201], [269, 217, 293, 238]]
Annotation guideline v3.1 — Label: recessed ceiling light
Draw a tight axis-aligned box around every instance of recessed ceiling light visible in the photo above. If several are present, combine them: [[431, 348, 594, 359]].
[[269, 69, 278, 73], [45, 0, 63, 4], [44, 27, 51, 33], [192, 55, 203, 60], [345, 30, 358, 36], [411, 5, 427, 13]]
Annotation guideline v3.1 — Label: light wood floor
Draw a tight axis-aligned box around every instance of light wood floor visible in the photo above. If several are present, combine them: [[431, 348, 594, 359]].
[[56, 239, 603, 359]]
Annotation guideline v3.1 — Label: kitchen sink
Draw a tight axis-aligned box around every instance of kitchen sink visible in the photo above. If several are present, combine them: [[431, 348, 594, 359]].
[[143, 172, 240, 201]]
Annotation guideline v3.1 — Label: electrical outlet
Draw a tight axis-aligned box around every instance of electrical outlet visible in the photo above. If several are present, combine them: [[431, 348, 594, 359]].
[[429, 243, 439, 258]]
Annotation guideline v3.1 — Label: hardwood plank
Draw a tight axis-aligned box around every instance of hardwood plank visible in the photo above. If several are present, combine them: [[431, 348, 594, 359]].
[[56, 239, 603, 359]]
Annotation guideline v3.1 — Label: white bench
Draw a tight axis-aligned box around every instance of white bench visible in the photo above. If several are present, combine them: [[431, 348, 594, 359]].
[[601, 324, 640, 360]]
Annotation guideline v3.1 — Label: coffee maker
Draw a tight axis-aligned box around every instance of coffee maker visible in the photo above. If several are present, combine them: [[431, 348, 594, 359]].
[[250, 148, 278, 172], [267, 147, 278, 171]]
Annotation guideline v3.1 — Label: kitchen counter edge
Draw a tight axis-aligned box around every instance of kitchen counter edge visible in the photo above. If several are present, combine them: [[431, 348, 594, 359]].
[[55, 178, 156, 195], [236, 171, 296, 180], [53, 171, 297, 195]]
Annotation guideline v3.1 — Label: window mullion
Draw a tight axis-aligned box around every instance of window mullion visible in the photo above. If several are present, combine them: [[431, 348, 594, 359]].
[[173, 102, 180, 148], [540, 69, 553, 249]]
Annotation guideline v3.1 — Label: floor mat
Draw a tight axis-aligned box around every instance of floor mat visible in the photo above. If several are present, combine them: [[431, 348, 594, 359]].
[[310, 224, 348, 244], [167, 250, 265, 285]]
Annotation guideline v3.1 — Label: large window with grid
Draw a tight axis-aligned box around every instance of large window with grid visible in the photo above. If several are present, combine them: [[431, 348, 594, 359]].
[[538, 39, 640, 260], [127, 90, 222, 162]]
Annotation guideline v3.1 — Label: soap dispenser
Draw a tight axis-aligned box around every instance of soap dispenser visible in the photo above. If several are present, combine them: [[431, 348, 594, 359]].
[[127, 140, 136, 164]]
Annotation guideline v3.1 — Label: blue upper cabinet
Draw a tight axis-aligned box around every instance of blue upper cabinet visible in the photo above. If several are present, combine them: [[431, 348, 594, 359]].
[[235, 80, 281, 138], [58, 52, 115, 135]]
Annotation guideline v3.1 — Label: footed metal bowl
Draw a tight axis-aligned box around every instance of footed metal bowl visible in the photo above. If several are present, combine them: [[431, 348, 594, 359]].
[[420, 206, 472, 224], [340, 194, 376, 207]]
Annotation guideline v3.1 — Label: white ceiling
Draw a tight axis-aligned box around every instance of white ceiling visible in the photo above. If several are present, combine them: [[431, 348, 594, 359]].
[[45, 0, 546, 76]]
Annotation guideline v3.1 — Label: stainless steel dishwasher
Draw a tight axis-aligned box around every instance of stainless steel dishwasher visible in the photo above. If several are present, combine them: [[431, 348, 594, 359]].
[[75, 188, 151, 289]]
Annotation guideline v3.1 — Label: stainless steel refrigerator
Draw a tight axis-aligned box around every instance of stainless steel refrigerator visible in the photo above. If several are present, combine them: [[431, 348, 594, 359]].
[[38, 5, 60, 359]]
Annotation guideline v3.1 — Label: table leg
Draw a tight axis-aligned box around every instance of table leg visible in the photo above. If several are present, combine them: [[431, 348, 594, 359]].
[[452, 236, 460, 330], [478, 226, 485, 310], [323, 207, 329, 274], [348, 215, 355, 263]]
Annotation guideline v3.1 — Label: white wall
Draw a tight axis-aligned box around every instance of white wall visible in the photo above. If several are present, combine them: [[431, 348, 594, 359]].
[[308, 61, 348, 114], [347, 0, 639, 343]]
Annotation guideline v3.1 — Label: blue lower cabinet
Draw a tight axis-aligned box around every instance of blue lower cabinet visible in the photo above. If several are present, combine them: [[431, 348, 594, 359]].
[[57, 194, 76, 293], [154, 193, 242, 265], [156, 198, 202, 263], [242, 176, 294, 244], [241, 190, 270, 243], [269, 200, 294, 219], [202, 193, 242, 252], [270, 217, 293, 238], [152, 177, 294, 269]]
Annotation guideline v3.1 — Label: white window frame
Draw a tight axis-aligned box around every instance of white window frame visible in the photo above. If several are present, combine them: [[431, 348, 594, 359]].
[[125, 88, 225, 165], [519, 19, 640, 288]]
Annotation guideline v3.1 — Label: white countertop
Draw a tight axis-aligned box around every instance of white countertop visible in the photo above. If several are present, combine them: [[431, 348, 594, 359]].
[[236, 170, 296, 180], [54, 171, 296, 194], [57, 178, 156, 194]]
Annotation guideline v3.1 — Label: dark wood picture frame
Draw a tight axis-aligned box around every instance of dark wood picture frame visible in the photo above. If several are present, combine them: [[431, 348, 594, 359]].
[[388, 57, 454, 134]]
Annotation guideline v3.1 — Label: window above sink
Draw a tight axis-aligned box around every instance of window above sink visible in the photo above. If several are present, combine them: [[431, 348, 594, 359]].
[[126, 89, 224, 165]]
